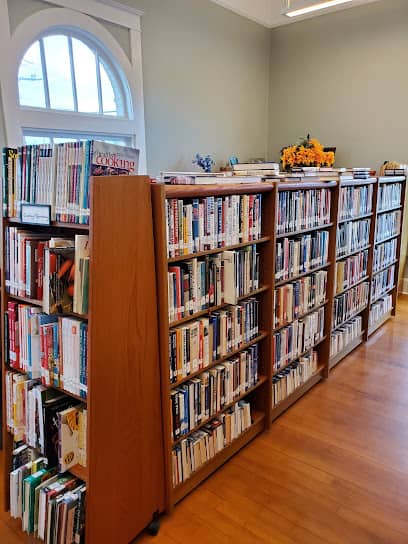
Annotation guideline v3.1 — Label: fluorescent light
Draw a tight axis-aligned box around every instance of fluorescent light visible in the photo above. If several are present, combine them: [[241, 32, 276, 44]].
[[285, 0, 353, 18]]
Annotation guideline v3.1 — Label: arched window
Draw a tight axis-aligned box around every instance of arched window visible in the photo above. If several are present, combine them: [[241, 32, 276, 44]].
[[0, 4, 147, 171], [17, 29, 133, 145]]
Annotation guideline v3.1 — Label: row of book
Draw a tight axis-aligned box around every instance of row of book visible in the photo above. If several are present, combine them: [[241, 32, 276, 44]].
[[273, 308, 324, 371], [377, 182, 402, 211], [6, 302, 88, 398], [336, 219, 370, 259], [338, 184, 373, 221], [168, 248, 259, 322], [169, 299, 259, 383], [2, 141, 139, 223], [5, 230, 89, 315], [165, 194, 262, 258], [273, 270, 327, 328], [375, 210, 401, 244], [170, 345, 258, 440], [332, 282, 369, 328], [371, 265, 395, 302], [373, 238, 397, 274], [10, 453, 86, 542], [275, 231, 329, 282], [172, 400, 252, 486], [272, 351, 318, 408], [330, 316, 362, 358], [335, 249, 368, 294], [369, 294, 393, 326], [6, 372, 86, 472], [276, 189, 331, 235]]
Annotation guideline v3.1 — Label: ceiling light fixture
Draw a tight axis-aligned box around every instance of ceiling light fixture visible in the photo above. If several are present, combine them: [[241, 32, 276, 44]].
[[285, 0, 353, 18]]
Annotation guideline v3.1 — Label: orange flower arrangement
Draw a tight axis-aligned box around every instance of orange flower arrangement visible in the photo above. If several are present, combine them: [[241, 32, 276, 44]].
[[280, 135, 335, 171]]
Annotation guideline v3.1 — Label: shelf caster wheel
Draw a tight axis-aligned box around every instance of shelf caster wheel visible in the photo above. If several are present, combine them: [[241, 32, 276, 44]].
[[147, 511, 160, 536]]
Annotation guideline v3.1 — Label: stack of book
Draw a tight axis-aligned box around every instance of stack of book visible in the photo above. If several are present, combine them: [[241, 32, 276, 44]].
[[273, 308, 324, 371], [170, 344, 258, 439], [2, 141, 139, 224], [335, 249, 369, 294], [272, 351, 318, 407], [275, 231, 329, 282], [352, 168, 371, 180], [161, 172, 263, 185], [330, 316, 362, 357], [6, 371, 86, 472], [231, 162, 280, 177], [169, 299, 259, 383], [369, 294, 393, 326], [276, 189, 331, 234], [172, 400, 252, 486], [167, 246, 259, 322], [371, 265, 395, 302], [338, 184, 373, 221], [165, 194, 262, 258], [336, 219, 371, 258], [375, 210, 401, 243], [373, 239, 397, 273], [332, 282, 369, 328], [377, 183, 402, 211], [273, 270, 327, 327]]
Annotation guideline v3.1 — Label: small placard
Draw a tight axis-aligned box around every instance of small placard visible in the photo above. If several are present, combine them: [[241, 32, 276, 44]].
[[21, 204, 51, 226]]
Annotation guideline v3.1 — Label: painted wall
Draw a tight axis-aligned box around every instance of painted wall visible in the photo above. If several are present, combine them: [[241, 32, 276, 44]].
[[268, 0, 408, 279]]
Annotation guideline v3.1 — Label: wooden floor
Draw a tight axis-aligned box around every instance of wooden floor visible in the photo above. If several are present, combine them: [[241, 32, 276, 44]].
[[3, 298, 408, 543]]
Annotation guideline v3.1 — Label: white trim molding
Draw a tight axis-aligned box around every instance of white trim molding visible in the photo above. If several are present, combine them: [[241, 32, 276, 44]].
[[0, 0, 147, 173]]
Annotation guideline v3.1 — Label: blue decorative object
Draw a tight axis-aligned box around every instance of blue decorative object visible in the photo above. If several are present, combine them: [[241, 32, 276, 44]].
[[193, 153, 215, 173], [228, 155, 239, 166]]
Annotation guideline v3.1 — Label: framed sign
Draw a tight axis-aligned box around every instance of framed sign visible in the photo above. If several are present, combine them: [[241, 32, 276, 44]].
[[20, 204, 51, 226]]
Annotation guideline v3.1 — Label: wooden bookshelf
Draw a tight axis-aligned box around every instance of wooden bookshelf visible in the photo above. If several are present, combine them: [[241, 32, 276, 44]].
[[1, 176, 165, 542], [364, 176, 406, 338], [151, 182, 275, 510], [328, 178, 375, 369]]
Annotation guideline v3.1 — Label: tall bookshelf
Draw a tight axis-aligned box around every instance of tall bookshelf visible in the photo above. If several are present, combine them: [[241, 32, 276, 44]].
[[329, 178, 376, 369], [1, 176, 165, 542], [270, 181, 338, 419], [152, 183, 275, 509], [366, 176, 406, 337]]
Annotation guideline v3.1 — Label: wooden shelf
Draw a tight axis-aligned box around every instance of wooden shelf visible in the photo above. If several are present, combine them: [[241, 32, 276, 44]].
[[339, 179, 377, 187], [276, 222, 333, 240], [378, 176, 406, 184], [336, 244, 370, 262], [273, 300, 328, 333], [171, 376, 268, 445], [69, 463, 88, 483], [7, 217, 89, 230], [163, 182, 274, 198], [329, 333, 364, 370], [368, 311, 393, 337], [169, 285, 270, 328], [273, 336, 326, 377], [171, 331, 268, 387], [372, 260, 398, 276], [271, 367, 324, 422], [335, 275, 370, 297], [376, 205, 402, 215], [5, 293, 88, 319], [275, 262, 330, 288], [173, 410, 265, 504], [167, 236, 270, 263], [375, 232, 400, 245], [338, 212, 373, 224], [277, 180, 337, 190]]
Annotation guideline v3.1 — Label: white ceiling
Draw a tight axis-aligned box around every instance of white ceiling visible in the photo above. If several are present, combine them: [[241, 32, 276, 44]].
[[210, 0, 382, 28]]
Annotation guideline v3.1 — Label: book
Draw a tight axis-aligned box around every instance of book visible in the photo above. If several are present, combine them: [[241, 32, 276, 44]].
[[338, 184, 373, 221], [332, 282, 369, 328], [375, 210, 401, 243], [336, 219, 370, 258], [272, 351, 318, 407], [369, 294, 393, 326], [43, 242, 75, 314], [277, 188, 331, 235], [330, 316, 362, 357], [58, 405, 86, 473], [73, 235, 90, 315]]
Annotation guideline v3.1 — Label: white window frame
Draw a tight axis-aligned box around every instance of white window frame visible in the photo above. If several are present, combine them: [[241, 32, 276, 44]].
[[0, 0, 147, 173]]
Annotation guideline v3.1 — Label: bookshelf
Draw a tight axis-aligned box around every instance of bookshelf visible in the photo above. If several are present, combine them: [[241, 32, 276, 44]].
[[329, 178, 376, 369], [271, 181, 338, 417], [1, 176, 165, 542], [152, 183, 275, 510], [366, 176, 406, 337]]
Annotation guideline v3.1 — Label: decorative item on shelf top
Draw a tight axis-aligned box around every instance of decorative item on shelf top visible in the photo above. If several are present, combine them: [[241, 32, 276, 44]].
[[380, 161, 406, 177], [193, 153, 215, 173], [280, 134, 335, 171]]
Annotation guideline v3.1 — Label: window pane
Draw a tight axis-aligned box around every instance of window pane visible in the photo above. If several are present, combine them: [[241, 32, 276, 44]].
[[72, 38, 99, 114], [24, 135, 50, 145], [43, 35, 74, 111], [18, 41, 46, 108], [100, 62, 118, 116]]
